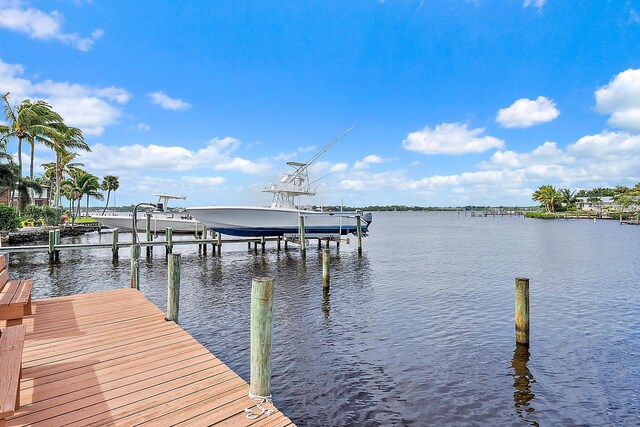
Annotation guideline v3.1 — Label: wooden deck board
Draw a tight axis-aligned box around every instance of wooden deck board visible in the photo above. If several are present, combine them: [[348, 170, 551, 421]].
[[6, 288, 294, 426]]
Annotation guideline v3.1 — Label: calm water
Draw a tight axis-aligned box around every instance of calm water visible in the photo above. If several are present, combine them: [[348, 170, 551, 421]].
[[8, 212, 640, 426]]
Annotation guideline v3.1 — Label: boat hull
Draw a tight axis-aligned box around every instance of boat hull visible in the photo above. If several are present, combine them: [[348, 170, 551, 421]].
[[186, 206, 370, 237], [91, 214, 200, 233]]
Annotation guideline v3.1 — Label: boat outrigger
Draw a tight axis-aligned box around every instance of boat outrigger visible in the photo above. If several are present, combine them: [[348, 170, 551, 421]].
[[187, 128, 372, 237]]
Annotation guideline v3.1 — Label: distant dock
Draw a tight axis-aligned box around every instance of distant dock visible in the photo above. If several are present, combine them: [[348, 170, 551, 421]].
[[6, 288, 294, 426]]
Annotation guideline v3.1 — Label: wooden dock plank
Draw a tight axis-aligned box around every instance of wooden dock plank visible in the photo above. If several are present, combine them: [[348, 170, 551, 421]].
[[6, 289, 294, 426]]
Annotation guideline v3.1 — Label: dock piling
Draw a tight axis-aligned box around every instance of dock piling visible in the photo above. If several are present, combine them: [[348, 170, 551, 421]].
[[250, 277, 274, 399], [261, 236, 266, 253], [165, 227, 173, 255], [48, 230, 55, 264], [145, 213, 152, 257], [166, 253, 181, 323], [202, 226, 207, 255], [112, 228, 119, 260], [322, 248, 330, 289], [515, 277, 530, 346], [54, 228, 60, 263], [356, 216, 362, 255], [299, 216, 306, 256], [277, 236, 281, 251], [131, 244, 140, 290]]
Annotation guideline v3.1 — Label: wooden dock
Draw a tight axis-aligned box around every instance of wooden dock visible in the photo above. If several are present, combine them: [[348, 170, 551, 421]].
[[5, 288, 294, 426]]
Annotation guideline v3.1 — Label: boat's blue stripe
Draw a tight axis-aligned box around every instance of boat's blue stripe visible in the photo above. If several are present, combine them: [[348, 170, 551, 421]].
[[211, 225, 367, 237]]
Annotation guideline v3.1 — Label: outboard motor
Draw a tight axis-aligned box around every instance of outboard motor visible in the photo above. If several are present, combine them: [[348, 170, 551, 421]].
[[362, 212, 373, 226]]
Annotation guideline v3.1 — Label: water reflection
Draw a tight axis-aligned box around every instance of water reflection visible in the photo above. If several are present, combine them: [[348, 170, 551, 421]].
[[511, 344, 538, 426], [322, 288, 331, 321]]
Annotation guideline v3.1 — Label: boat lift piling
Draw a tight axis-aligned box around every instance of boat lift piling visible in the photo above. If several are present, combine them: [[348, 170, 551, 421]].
[[165, 227, 173, 256], [112, 228, 119, 260], [299, 216, 306, 256], [146, 213, 153, 257]]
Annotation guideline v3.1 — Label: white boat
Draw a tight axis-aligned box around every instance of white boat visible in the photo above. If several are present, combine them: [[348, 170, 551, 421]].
[[92, 194, 200, 234], [187, 128, 372, 237]]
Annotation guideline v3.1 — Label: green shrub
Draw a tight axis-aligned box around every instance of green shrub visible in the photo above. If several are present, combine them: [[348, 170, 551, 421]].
[[525, 212, 565, 219], [41, 206, 61, 226], [0, 204, 20, 231], [21, 205, 61, 226]]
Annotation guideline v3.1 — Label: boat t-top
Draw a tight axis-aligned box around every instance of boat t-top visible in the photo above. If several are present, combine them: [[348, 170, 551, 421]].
[[92, 194, 200, 234]]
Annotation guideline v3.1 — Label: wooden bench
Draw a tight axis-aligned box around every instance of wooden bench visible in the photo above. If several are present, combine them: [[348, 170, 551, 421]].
[[0, 324, 26, 427], [0, 254, 33, 327]]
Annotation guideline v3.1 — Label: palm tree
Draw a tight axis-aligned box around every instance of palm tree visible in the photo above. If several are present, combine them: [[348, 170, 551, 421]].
[[60, 179, 79, 224], [42, 149, 87, 208], [0, 93, 63, 178], [559, 188, 577, 211], [100, 175, 119, 214], [532, 185, 559, 212], [41, 125, 89, 208], [14, 177, 42, 213], [70, 171, 103, 217]]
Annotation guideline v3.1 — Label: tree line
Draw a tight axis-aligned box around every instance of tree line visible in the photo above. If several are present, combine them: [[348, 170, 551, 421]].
[[0, 93, 119, 226], [532, 184, 640, 213]]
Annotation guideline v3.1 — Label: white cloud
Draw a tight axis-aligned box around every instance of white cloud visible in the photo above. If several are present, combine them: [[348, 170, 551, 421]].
[[402, 122, 504, 155], [0, 1, 103, 51], [523, 0, 546, 8], [353, 154, 391, 170], [82, 137, 271, 174], [595, 68, 640, 130], [333, 129, 640, 206], [148, 91, 191, 110], [272, 145, 317, 161], [137, 123, 150, 132], [180, 176, 225, 186], [330, 163, 348, 173], [0, 58, 130, 136], [496, 96, 559, 128], [362, 154, 385, 164], [483, 141, 572, 169]]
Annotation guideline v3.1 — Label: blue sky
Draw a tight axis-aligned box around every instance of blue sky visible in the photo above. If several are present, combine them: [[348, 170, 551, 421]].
[[1, 0, 640, 207]]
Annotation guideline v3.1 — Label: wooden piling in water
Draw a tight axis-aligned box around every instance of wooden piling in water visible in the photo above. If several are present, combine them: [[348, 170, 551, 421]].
[[250, 277, 274, 399], [131, 244, 140, 290], [322, 248, 330, 289], [166, 253, 181, 323], [202, 226, 207, 255], [165, 227, 173, 255], [277, 236, 281, 251], [515, 277, 530, 346], [356, 216, 362, 255], [54, 228, 60, 263], [146, 213, 153, 257], [48, 230, 55, 264], [112, 228, 119, 259], [261, 236, 266, 253], [300, 216, 306, 256]]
